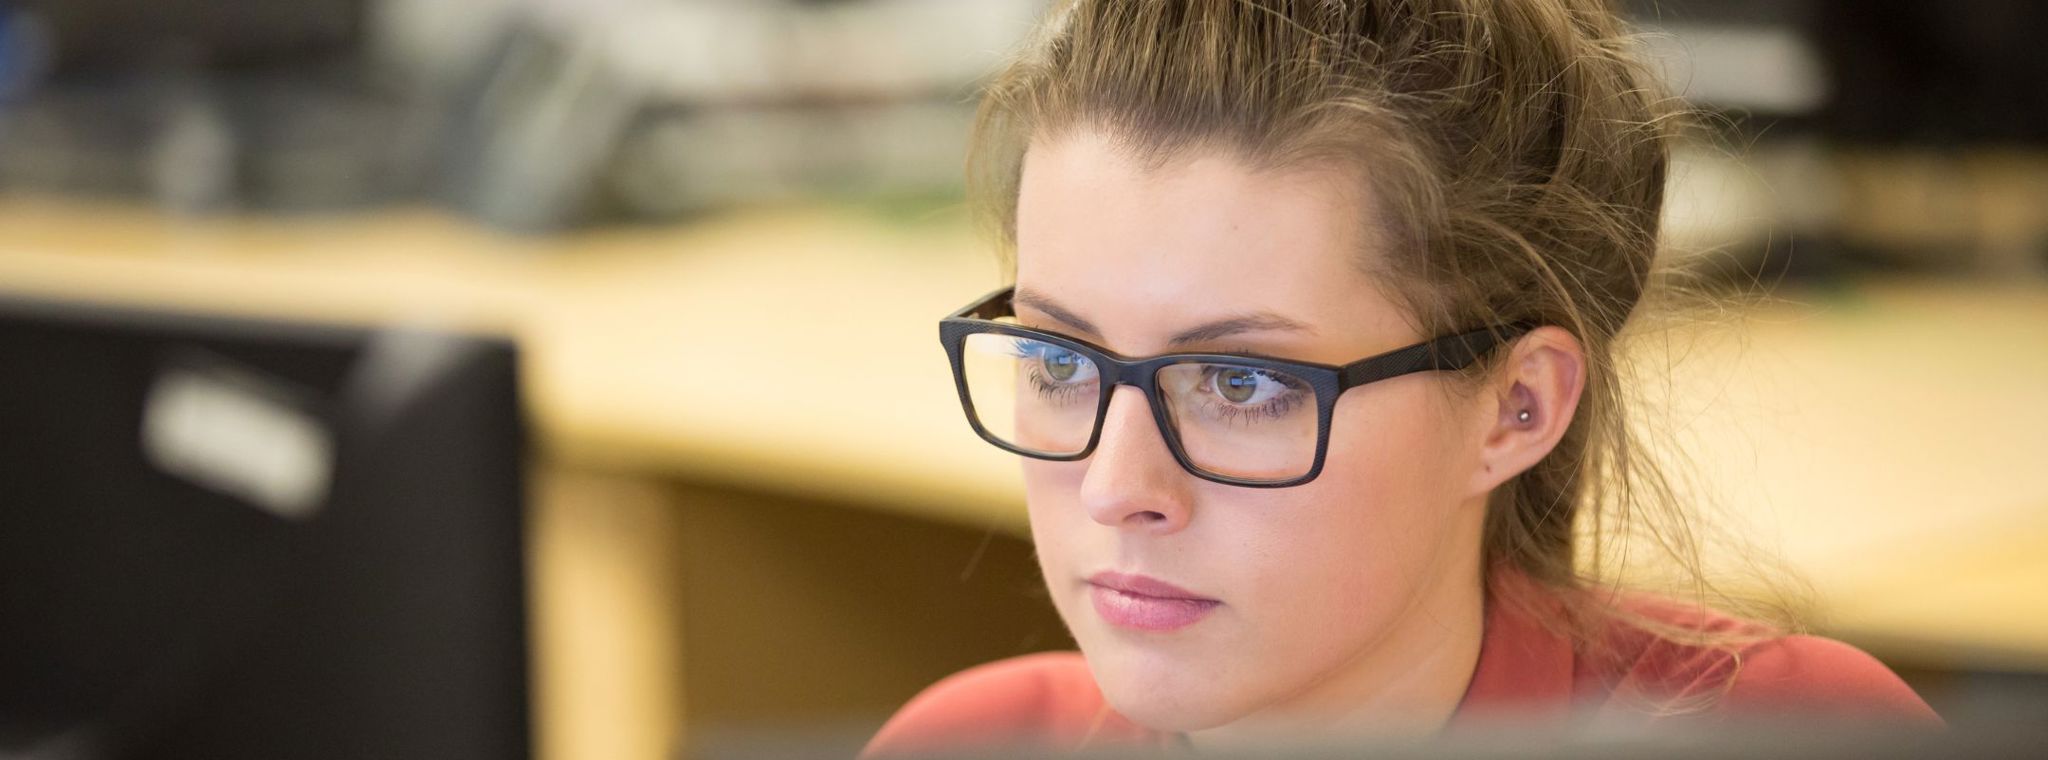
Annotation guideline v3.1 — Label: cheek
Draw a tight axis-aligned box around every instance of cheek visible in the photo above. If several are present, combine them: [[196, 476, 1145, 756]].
[[1317, 382, 1475, 536], [1226, 480, 1387, 652], [1020, 458, 1085, 526], [1020, 458, 1089, 584], [1230, 386, 1478, 647]]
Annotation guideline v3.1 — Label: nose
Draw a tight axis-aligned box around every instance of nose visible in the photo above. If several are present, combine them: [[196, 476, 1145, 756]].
[[1079, 386, 1194, 533]]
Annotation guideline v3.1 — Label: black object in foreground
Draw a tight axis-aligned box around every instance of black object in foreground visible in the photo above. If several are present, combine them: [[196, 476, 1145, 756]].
[[0, 293, 530, 760]]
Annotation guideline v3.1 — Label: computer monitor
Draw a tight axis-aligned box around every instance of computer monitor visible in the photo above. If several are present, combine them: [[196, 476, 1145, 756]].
[[0, 293, 530, 760]]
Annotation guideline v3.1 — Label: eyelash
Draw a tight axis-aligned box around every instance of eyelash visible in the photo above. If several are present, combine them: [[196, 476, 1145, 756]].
[[1193, 368, 1307, 426], [1024, 364, 1094, 401], [1012, 339, 1096, 402]]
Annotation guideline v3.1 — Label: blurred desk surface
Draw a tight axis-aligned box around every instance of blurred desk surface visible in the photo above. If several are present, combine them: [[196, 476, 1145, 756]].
[[0, 197, 1026, 526], [3, 197, 2045, 670]]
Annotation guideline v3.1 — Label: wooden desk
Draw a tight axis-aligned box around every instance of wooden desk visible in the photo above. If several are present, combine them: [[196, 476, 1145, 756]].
[[1638, 282, 2048, 668], [0, 197, 1024, 524], [4, 197, 2044, 752]]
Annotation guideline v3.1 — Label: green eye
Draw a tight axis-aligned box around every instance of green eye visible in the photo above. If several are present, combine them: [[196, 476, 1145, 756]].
[[1044, 350, 1082, 381], [1216, 367, 1258, 403]]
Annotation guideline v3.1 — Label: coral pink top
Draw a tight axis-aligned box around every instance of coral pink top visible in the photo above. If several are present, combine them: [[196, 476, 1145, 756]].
[[864, 573, 1938, 756]]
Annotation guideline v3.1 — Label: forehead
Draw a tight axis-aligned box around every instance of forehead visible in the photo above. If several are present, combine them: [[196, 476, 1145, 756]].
[[1012, 130, 1407, 355]]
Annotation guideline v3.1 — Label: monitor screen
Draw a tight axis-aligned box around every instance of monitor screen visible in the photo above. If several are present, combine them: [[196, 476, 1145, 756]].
[[0, 294, 529, 760]]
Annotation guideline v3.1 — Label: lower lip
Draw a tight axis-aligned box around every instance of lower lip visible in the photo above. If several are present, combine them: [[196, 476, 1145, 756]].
[[1089, 585, 1221, 632]]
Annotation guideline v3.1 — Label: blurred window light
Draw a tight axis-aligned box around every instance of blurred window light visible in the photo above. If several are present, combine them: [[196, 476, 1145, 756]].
[[593, 0, 1042, 102], [1640, 23, 1828, 114]]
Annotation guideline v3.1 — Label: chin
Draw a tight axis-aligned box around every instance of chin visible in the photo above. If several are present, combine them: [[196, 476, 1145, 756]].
[[1081, 637, 1253, 732]]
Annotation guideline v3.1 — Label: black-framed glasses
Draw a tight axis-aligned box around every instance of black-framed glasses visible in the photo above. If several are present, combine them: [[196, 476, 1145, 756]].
[[939, 286, 1531, 487]]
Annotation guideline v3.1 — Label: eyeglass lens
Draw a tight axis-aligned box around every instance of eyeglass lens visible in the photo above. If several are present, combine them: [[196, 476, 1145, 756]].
[[959, 333, 1319, 481]]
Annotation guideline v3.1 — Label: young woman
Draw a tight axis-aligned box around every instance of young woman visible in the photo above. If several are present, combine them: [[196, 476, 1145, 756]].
[[868, 1, 1937, 753]]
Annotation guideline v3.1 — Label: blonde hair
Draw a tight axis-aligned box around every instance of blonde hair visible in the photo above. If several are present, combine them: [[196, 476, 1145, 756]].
[[969, 0, 1801, 684]]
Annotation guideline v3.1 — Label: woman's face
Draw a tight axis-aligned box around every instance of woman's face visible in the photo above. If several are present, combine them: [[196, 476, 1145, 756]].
[[1013, 130, 1494, 733]]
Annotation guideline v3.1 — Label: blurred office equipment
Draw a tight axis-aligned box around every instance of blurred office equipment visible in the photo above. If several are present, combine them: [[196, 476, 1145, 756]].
[[1623, 0, 2048, 139], [0, 0, 409, 213], [1809, 0, 2048, 145], [1, 0, 2043, 251], [0, 295, 530, 760], [0, 0, 1038, 230], [1627, 0, 2048, 279], [411, 0, 1040, 229]]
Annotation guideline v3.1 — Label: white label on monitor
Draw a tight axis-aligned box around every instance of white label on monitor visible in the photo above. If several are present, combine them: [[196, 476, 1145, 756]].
[[141, 365, 334, 520]]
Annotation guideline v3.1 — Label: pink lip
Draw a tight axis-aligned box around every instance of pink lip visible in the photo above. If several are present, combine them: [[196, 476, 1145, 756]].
[[1087, 572, 1221, 632]]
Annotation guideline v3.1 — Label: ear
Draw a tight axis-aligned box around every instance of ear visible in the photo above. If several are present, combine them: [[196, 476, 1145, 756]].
[[1467, 326, 1586, 496]]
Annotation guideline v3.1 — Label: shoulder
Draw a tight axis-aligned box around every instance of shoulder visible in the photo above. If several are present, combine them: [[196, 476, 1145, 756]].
[[863, 652, 1145, 757], [1591, 597, 1939, 724], [1718, 634, 1941, 721]]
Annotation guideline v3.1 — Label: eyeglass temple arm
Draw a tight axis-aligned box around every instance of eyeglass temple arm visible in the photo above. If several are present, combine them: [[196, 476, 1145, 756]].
[[949, 286, 1016, 320], [1338, 322, 1535, 387]]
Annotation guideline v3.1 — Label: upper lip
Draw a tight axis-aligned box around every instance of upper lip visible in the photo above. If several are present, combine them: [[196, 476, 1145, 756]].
[[1088, 571, 1217, 602]]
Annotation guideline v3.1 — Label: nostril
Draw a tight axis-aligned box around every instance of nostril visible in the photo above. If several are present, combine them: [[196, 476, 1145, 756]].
[[1132, 510, 1167, 523]]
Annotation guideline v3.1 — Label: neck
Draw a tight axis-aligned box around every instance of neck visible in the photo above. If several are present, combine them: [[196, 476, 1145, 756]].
[[1185, 503, 1490, 749]]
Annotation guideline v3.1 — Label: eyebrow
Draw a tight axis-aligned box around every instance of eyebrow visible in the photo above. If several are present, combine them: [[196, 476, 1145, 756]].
[[1013, 288, 1317, 347], [1013, 288, 1102, 336]]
